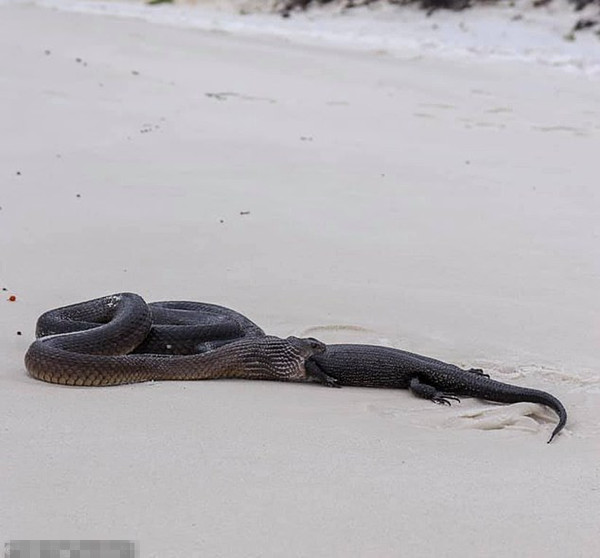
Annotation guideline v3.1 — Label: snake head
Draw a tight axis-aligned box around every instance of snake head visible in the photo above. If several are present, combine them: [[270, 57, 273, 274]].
[[286, 336, 326, 358]]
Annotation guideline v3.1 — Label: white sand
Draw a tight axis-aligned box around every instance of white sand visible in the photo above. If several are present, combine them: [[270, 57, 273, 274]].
[[1, 2, 599, 556]]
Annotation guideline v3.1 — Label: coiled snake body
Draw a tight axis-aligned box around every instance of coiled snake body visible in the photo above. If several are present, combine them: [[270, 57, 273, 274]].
[[25, 293, 327, 387]]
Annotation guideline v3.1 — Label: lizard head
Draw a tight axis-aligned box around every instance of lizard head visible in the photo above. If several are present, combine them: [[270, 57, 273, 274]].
[[286, 336, 327, 358]]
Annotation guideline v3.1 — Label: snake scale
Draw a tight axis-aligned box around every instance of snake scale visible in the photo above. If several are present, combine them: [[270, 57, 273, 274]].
[[25, 292, 567, 441]]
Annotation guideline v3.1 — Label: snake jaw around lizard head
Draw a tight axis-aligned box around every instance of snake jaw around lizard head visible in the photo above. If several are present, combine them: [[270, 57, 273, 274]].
[[286, 336, 327, 359]]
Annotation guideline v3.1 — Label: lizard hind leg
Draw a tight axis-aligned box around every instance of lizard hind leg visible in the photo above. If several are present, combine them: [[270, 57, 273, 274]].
[[409, 377, 461, 406]]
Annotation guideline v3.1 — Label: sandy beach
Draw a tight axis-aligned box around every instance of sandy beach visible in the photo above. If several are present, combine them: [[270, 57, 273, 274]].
[[1, 1, 599, 556]]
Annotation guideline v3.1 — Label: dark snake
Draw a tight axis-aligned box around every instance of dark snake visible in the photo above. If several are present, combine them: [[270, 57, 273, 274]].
[[25, 293, 328, 387]]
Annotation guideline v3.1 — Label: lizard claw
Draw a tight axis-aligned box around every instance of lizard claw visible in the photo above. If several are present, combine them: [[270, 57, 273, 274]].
[[323, 376, 341, 388], [432, 394, 461, 406], [468, 368, 490, 378]]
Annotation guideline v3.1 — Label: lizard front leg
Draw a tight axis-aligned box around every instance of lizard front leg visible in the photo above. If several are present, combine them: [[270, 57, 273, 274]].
[[305, 360, 341, 388]]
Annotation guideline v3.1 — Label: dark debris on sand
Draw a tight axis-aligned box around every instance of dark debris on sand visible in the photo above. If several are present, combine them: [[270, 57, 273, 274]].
[[278, 0, 600, 34]]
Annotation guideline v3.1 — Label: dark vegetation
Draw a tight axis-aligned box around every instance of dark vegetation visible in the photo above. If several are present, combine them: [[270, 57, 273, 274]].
[[144, 0, 600, 36], [277, 0, 600, 35], [279, 0, 598, 12]]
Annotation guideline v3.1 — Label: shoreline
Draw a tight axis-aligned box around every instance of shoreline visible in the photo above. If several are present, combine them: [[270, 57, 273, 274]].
[[10, 0, 600, 77]]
